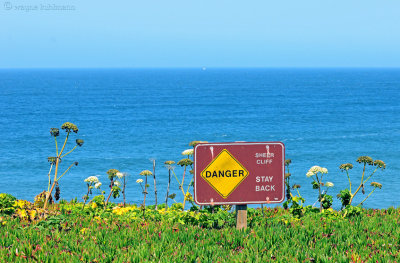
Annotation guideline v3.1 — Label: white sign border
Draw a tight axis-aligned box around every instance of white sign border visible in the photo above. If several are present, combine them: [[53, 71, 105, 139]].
[[194, 142, 285, 205]]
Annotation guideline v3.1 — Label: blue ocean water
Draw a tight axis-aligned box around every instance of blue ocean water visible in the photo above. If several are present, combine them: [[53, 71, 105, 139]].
[[0, 68, 399, 209]]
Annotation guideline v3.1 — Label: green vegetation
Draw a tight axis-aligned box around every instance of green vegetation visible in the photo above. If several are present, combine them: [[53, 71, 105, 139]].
[[306, 165, 333, 211], [0, 124, 397, 261], [0, 199, 399, 262], [338, 157, 385, 208], [45, 122, 83, 209]]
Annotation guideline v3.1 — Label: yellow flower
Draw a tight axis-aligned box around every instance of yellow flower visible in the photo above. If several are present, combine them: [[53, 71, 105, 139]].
[[112, 206, 135, 215], [28, 210, 37, 221], [91, 203, 98, 209], [371, 182, 383, 189], [112, 207, 124, 215], [16, 209, 28, 220], [158, 210, 166, 215], [184, 192, 193, 202], [139, 170, 152, 176], [80, 228, 88, 234], [14, 200, 31, 209]]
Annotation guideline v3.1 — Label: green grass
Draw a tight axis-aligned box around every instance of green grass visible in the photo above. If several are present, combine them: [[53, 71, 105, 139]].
[[1, 205, 399, 262]]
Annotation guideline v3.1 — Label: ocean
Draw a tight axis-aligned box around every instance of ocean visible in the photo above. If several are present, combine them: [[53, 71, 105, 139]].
[[0, 68, 399, 209]]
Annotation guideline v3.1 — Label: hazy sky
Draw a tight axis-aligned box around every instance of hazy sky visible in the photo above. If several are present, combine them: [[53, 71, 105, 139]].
[[1, 0, 400, 68]]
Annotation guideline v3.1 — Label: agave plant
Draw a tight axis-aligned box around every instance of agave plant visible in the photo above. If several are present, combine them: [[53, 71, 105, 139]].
[[44, 122, 83, 209]]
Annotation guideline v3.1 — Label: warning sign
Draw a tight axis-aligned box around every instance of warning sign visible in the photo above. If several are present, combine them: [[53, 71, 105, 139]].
[[194, 142, 285, 205], [201, 149, 249, 198]]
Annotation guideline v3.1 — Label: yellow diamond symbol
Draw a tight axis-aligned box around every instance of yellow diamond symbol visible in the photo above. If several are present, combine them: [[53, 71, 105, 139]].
[[201, 149, 249, 198]]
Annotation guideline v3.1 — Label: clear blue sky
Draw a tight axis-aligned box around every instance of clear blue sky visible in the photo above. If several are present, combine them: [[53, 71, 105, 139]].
[[1, 0, 400, 68]]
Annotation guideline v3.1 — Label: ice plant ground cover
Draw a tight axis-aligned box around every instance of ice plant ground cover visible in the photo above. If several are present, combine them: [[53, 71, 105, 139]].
[[0, 200, 399, 262]]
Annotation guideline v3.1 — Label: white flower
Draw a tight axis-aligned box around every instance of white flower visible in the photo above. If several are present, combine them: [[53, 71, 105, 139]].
[[84, 176, 99, 184], [182, 149, 194, 156], [95, 182, 102, 189], [309, 166, 322, 174], [306, 171, 314, 177], [307, 165, 328, 175], [325, 182, 334, 187], [113, 181, 121, 187], [136, 179, 143, 184], [116, 172, 124, 179]]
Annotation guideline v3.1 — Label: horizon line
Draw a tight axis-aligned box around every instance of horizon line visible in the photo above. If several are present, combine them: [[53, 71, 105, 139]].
[[1, 66, 400, 70]]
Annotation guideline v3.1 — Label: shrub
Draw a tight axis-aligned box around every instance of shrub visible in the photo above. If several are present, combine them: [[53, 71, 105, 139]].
[[0, 193, 17, 215]]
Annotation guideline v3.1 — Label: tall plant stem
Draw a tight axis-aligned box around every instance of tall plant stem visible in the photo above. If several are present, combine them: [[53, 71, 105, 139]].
[[105, 180, 114, 207], [44, 157, 60, 210], [55, 137, 59, 156], [105, 190, 113, 207], [357, 188, 376, 207], [57, 163, 75, 181], [346, 170, 352, 193], [363, 167, 378, 185], [44, 133, 69, 210], [152, 160, 157, 210], [61, 145, 77, 158], [182, 178, 193, 210], [171, 170, 185, 197], [123, 177, 126, 207], [349, 163, 366, 205], [47, 164, 54, 192], [181, 165, 187, 189], [180, 165, 188, 208], [143, 175, 148, 208], [82, 185, 90, 210], [59, 132, 70, 156], [165, 169, 171, 211], [287, 165, 291, 196], [315, 175, 322, 212]]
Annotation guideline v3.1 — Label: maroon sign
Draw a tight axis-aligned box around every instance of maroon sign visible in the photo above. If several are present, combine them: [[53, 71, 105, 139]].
[[194, 142, 285, 205]]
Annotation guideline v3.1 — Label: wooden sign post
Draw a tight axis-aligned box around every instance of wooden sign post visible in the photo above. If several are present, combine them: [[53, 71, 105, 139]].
[[194, 142, 285, 230], [235, 204, 247, 230]]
